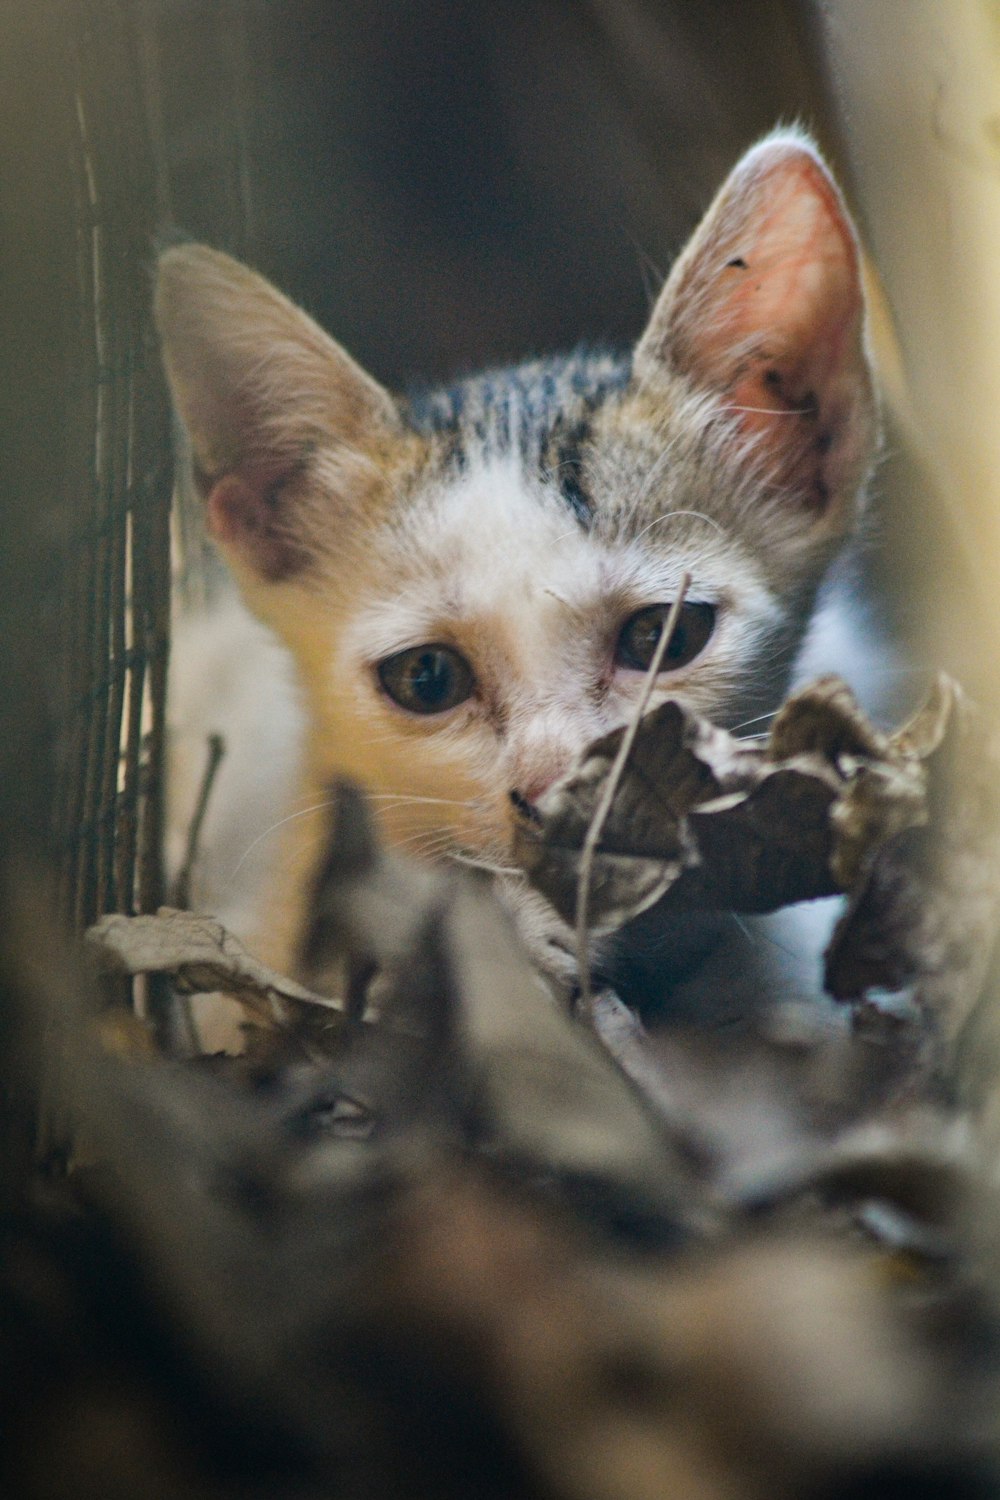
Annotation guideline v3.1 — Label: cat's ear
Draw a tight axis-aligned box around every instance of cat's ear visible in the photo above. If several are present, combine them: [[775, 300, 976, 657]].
[[635, 132, 875, 515], [155, 245, 399, 581]]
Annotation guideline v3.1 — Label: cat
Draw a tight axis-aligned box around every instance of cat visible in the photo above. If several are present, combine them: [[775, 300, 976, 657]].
[[158, 128, 876, 1032]]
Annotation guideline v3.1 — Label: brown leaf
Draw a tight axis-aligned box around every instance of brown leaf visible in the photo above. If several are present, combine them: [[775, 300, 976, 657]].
[[516, 678, 905, 927], [517, 674, 1000, 1039], [298, 783, 706, 1233], [85, 908, 346, 1028]]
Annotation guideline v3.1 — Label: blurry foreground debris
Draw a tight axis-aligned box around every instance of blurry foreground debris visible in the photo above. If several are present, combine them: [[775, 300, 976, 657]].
[[5, 680, 1000, 1497]]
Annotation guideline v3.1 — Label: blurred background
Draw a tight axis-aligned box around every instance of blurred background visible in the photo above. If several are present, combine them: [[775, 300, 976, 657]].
[[137, 0, 825, 383]]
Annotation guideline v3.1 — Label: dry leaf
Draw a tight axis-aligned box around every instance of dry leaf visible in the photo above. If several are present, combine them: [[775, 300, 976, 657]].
[[13, 774, 997, 1499], [85, 907, 345, 1027], [517, 675, 1000, 1038], [300, 782, 705, 1234]]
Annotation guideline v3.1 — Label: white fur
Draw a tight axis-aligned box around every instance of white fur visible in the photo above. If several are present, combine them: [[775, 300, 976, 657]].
[[792, 573, 909, 723], [167, 595, 304, 939], [167, 450, 813, 986]]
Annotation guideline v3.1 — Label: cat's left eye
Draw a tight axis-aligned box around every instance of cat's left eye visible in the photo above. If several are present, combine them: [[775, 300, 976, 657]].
[[615, 601, 716, 673], [377, 644, 475, 715]]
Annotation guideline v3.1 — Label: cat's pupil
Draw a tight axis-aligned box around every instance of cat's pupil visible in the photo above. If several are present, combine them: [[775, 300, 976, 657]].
[[378, 645, 474, 714], [616, 602, 716, 672]]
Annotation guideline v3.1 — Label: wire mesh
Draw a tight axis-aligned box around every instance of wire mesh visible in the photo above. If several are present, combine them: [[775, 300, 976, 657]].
[[49, 1, 173, 941]]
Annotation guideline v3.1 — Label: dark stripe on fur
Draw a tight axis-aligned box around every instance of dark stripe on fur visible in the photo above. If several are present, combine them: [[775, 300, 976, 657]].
[[403, 350, 630, 522]]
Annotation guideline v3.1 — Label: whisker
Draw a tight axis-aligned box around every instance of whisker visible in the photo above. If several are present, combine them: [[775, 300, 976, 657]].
[[446, 851, 523, 879], [222, 798, 337, 887], [383, 828, 459, 857], [838, 662, 930, 681], [223, 786, 473, 890], [543, 455, 603, 483], [365, 792, 477, 809], [729, 912, 757, 946], [741, 915, 811, 962], [729, 708, 778, 733], [719, 402, 813, 418], [632, 508, 727, 544]]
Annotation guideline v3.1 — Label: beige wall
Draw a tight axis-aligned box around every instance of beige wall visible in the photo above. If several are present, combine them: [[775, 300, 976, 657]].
[[821, 0, 1000, 693]]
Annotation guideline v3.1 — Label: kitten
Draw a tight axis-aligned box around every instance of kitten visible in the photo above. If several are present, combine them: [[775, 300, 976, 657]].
[[158, 129, 876, 1014]]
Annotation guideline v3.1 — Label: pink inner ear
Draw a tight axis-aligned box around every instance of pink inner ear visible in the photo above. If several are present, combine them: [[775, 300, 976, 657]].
[[671, 151, 868, 511], [207, 467, 308, 582], [711, 159, 856, 334]]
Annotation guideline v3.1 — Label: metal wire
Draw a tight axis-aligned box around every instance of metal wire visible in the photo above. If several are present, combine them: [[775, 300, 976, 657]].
[[50, 1, 173, 947]]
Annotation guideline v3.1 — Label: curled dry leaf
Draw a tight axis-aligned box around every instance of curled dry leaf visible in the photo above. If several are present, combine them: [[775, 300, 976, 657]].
[[516, 674, 1000, 1027], [85, 790, 703, 1234], [85, 907, 345, 1028]]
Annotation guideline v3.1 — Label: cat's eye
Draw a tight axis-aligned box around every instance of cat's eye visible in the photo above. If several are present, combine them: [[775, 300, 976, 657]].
[[377, 644, 475, 715], [615, 602, 716, 673]]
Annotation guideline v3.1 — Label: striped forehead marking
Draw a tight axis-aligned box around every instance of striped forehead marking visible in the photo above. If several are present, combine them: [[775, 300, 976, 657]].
[[403, 350, 631, 526]]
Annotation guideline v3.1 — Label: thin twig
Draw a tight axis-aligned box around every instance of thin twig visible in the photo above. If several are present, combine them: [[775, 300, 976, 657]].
[[575, 572, 692, 1008], [172, 733, 226, 910]]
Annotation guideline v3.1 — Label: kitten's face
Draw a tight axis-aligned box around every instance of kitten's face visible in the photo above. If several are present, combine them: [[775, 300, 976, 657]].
[[324, 375, 807, 842], [157, 132, 876, 975]]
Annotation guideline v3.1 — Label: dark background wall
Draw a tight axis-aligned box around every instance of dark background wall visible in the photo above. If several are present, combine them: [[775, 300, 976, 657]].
[[148, 0, 826, 387]]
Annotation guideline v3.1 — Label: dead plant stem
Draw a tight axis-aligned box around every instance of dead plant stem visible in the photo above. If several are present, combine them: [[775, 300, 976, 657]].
[[575, 572, 692, 1009]]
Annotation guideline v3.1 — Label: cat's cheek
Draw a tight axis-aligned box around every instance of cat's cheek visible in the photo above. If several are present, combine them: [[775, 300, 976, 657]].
[[349, 704, 501, 855]]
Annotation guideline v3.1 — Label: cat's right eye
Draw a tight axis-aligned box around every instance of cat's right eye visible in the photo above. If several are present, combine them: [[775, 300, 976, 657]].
[[377, 644, 475, 715], [615, 601, 716, 673]]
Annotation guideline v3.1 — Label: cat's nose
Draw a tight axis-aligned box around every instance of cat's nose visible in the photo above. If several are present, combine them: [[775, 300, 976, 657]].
[[509, 777, 558, 821], [509, 789, 542, 827]]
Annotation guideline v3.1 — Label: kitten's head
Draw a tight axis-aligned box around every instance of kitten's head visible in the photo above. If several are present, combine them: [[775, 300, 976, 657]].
[[157, 132, 876, 975]]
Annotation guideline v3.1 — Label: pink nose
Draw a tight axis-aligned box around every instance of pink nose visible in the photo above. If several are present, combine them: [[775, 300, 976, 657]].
[[509, 773, 560, 816]]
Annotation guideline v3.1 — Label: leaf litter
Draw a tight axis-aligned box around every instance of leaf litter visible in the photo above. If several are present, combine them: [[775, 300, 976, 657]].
[[518, 671, 1000, 1045], [36, 671, 1000, 1497]]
